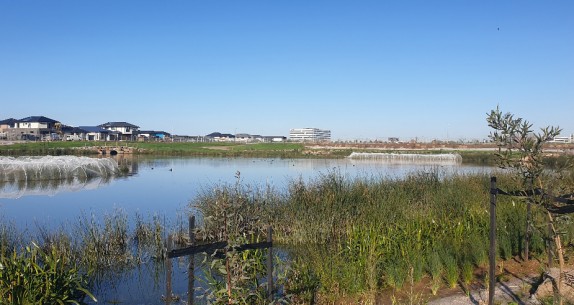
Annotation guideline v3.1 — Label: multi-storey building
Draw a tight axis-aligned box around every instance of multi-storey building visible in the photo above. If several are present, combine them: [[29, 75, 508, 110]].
[[289, 128, 331, 142]]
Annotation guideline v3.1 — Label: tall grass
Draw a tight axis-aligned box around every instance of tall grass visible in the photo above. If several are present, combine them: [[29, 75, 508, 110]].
[[268, 169, 544, 301], [190, 168, 547, 301], [0, 210, 173, 303]]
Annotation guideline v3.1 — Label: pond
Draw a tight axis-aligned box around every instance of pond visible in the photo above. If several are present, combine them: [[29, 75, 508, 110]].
[[0, 155, 493, 304]]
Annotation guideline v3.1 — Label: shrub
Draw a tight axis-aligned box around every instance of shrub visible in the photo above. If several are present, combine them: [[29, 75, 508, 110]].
[[0, 242, 96, 304]]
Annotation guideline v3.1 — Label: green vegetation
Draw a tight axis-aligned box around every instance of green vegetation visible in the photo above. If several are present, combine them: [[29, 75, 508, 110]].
[[487, 107, 571, 304], [193, 172, 273, 304], [0, 141, 99, 156], [2, 140, 571, 169], [191, 168, 573, 303], [2, 165, 574, 303], [0, 242, 96, 304], [0, 211, 170, 304], [0, 141, 308, 158], [135, 141, 305, 158]]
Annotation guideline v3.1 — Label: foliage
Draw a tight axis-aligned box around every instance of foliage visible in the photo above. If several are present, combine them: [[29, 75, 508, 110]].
[[486, 105, 562, 185], [487, 106, 573, 304], [194, 172, 275, 304], [0, 242, 96, 305]]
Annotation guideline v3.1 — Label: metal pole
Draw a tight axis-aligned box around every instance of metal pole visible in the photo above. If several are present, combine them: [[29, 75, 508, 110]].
[[489, 177, 497, 305], [267, 226, 273, 302], [188, 216, 196, 305]]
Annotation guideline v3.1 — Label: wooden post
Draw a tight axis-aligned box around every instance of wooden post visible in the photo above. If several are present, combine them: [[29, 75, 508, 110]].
[[525, 198, 531, 261], [548, 221, 553, 268], [267, 226, 273, 302], [188, 216, 196, 305], [489, 177, 497, 305], [166, 234, 173, 304]]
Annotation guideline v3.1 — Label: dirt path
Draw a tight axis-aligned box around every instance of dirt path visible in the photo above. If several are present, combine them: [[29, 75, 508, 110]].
[[428, 277, 541, 305]]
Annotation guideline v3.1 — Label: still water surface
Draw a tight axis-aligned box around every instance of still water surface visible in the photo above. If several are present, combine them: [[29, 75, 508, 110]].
[[0, 156, 493, 304], [0, 156, 492, 228]]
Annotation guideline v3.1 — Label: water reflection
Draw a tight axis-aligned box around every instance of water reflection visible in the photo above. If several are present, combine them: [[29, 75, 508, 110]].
[[0, 176, 114, 199], [0, 155, 139, 199]]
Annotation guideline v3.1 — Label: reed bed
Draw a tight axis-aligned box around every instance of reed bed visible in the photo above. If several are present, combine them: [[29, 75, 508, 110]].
[[191, 168, 563, 302], [269, 169, 563, 302], [0, 210, 174, 303]]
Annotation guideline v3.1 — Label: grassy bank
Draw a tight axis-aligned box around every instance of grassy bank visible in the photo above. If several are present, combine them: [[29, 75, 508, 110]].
[[0, 141, 308, 158], [0, 140, 493, 164]]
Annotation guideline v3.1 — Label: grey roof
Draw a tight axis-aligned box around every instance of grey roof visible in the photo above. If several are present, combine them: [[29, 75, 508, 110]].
[[61, 126, 87, 133], [206, 132, 235, 138], [0, 118, 17, 125], [79, 126, 116, 133], [18, 116, 58, 123], [139, 130, 171, 136], [99, 122, 140, 128]]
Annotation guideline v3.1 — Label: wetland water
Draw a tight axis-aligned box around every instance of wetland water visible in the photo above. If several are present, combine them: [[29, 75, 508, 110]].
[[0, 155, 493, 304]]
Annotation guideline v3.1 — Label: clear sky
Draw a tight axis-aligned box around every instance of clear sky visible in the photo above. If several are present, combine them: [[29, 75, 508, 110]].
[[1, 1, 572, 141]]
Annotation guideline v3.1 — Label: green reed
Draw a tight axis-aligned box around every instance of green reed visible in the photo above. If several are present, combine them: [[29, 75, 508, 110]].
[[0, 242, 97, 304], [0, 209, 174, 303], [267, 169, 551, 301]]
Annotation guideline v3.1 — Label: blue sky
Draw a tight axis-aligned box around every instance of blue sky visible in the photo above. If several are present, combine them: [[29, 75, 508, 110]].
[[1, 1, 572, 141]]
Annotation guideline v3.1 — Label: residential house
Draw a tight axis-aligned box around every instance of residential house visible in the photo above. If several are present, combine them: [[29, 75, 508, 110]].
[[138, 130, 171, 141], [61, 126, 87, 141], [172, 135, 207, 142], [205, 132, 235, 142], [99, 122, 139, 141], [235, 133, 256, 142], [79, 126, 118, 141], [2, 116, 60, 141], [0, 118, 17, 132], [0, 118, 17, 139]]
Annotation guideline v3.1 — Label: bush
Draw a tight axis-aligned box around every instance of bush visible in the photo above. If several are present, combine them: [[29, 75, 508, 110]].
[[0, 242, 96, 304]]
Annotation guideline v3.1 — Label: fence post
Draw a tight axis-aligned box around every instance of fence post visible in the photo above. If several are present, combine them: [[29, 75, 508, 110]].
[[166, 234, 173, 304], [188, 215, 196, 305], [267, 226, 273, 302], [525, 197, 532, 261], [489, 177, 497, 305]]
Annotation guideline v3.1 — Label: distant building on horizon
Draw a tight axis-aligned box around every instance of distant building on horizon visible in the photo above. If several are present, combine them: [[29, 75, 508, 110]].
[[550, 134, 574, 143], [289, 128, 331, 142]]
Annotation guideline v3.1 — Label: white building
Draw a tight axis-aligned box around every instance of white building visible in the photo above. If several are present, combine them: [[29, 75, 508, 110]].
[[551, 134, 574, 143], [289, 128, 331, 142]]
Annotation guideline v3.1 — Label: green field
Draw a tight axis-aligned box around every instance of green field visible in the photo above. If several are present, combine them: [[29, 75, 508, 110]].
[[0, 141, 306, 158]]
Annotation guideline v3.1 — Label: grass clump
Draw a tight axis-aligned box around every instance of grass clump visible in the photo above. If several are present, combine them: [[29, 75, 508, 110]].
[[0, 242, 97, 304]]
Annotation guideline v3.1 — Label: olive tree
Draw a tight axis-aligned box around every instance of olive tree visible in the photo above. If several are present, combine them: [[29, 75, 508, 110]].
[[487, 106, 566, 302]]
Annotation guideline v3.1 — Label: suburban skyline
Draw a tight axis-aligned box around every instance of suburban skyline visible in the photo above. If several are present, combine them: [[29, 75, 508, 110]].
[[1, 1, 573, 141]]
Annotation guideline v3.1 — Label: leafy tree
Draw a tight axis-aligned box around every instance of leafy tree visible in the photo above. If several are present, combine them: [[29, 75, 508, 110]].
[[487, 106, 566, 303]]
